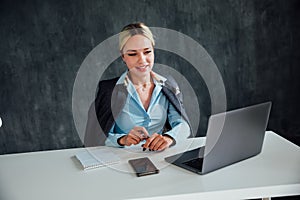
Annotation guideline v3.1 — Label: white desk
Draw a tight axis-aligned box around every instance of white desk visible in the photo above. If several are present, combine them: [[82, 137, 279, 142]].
[[0, 131, 299, 200]]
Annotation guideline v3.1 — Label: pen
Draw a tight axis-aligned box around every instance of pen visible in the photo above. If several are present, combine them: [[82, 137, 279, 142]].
[[142, 137, 150, 151], [137, 130, 150, 151]]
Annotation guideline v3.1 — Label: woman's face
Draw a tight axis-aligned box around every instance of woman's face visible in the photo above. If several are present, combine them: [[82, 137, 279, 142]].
[[122, 34, 154, 77]]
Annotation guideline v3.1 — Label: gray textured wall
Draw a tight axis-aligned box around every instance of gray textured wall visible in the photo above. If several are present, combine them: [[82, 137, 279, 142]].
[[0, 0, 299, 154]]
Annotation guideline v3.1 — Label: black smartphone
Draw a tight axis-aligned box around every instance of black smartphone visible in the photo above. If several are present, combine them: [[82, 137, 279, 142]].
[[128, 157, 159, 177]]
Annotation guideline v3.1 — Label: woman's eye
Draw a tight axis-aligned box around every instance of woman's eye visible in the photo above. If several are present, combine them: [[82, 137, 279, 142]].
[[127, 53, 136, 56], [144, 51, 152, 54]]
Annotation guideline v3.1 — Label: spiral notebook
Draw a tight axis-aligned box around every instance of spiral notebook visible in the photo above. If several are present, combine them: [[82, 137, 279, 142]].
[[75, 148, 120, 170]]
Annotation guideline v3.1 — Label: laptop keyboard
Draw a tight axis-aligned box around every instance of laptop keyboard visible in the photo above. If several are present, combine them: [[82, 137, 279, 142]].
[[183, 157, 203, 169]]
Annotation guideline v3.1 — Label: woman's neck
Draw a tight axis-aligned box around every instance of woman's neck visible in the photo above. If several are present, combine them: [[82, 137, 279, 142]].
[[128, 72, 152, 86]]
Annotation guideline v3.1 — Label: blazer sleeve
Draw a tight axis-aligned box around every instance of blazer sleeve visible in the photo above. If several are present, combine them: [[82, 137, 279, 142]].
[[84, 77, 119, 147]]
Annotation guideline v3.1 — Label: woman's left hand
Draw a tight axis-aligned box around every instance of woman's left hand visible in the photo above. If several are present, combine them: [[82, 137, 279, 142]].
[[143, 133, 174, 151]]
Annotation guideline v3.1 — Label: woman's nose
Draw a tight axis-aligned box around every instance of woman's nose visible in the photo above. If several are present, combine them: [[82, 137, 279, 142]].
[[137, 53, 147, 64]]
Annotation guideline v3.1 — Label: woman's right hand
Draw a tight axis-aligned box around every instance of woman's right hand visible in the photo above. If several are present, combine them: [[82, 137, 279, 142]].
[[118, 126, 149, 146]]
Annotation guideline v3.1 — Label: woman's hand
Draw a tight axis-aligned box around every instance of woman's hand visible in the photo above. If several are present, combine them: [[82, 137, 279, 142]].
[[118, 126, 149, 146], [143, 133, 174, 151]]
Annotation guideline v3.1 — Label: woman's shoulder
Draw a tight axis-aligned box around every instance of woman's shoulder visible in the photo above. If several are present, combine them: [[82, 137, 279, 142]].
[[164, 75, 178, 87], [160, 74, 179, 92], [152, 71, 178, 88], [96, 77, 120, 95], [99, 77, 119, 85]]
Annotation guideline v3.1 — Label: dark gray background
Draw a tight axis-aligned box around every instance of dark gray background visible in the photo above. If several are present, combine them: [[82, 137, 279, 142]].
[[0, 0, 299, 154]]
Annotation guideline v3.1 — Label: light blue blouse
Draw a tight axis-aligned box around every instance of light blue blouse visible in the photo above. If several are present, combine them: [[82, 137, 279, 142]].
[[105, 72, 190, 147]]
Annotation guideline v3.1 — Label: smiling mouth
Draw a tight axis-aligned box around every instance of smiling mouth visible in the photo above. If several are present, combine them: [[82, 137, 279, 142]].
[[136, 65, 149, 70]]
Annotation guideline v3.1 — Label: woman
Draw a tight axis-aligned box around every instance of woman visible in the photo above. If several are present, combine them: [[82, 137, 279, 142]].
[[94, 23, 191, 151]]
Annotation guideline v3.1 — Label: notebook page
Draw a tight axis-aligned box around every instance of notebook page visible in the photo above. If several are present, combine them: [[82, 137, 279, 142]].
[[75, 148, 120, 170]]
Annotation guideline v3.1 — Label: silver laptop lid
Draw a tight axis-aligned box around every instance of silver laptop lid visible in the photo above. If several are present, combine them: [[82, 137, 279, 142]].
[[202, 102, 272, 174]]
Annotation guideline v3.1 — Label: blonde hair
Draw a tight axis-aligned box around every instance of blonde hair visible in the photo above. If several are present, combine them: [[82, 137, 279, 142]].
[[119, 22, 155, 53]]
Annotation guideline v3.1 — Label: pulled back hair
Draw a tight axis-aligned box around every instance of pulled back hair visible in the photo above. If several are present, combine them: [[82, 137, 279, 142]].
[[119, 22, 155, 52]]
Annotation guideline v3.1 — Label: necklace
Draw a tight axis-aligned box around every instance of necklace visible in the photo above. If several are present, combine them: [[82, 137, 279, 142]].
[[126, 72, 153, 92], [135, 82, 153, 92]]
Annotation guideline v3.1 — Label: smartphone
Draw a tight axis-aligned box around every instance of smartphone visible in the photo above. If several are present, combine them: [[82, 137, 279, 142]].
[[128, 157, 159, 177]]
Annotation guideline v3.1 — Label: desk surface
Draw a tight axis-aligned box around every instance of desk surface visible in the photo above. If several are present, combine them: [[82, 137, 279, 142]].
[[0, 131, 299, 200]]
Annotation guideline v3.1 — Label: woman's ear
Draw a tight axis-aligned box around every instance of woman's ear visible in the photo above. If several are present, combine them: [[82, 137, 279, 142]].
[[121, 54, 126, 64], [120, 50, 126, 58], [120, 51, 125, 61]]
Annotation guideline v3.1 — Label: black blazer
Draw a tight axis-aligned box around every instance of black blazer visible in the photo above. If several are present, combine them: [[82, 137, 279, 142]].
[[84, 76, 192, 147]]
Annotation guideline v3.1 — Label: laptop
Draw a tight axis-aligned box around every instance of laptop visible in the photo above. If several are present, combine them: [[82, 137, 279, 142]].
[[165, 102, 272, 175]]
